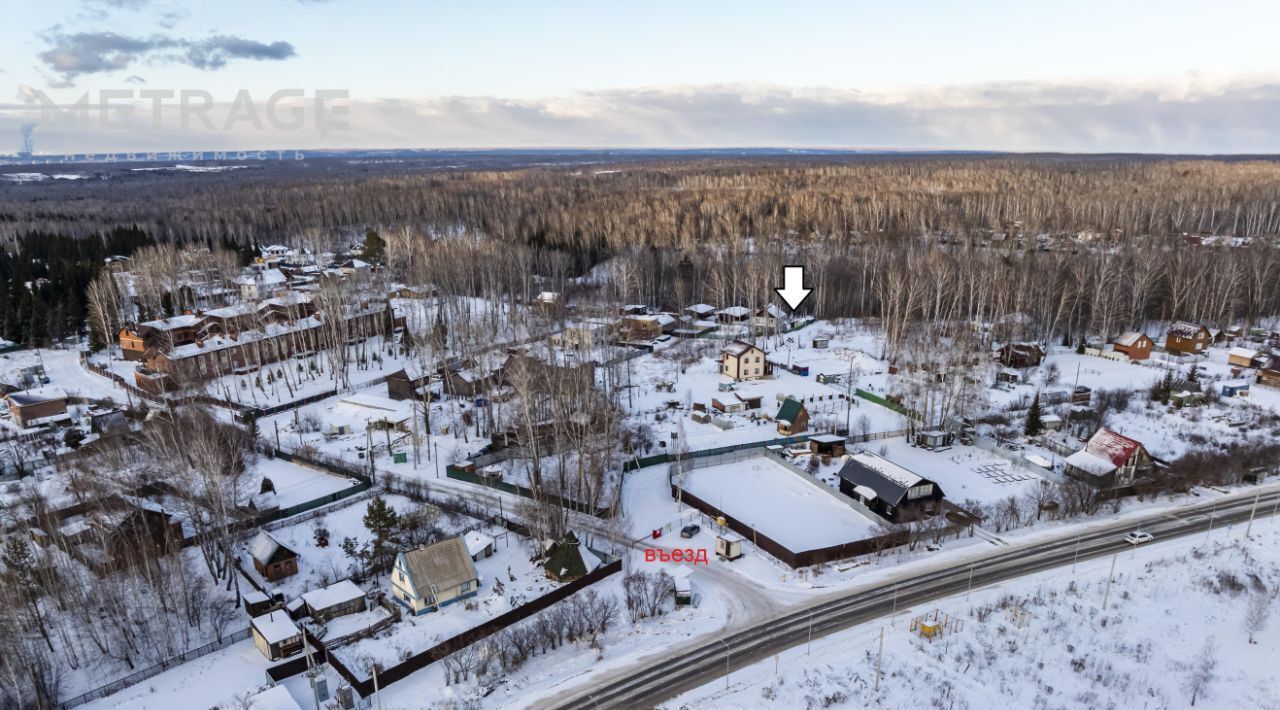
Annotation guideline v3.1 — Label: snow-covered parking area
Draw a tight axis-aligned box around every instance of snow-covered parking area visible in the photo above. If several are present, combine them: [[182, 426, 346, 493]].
[[682, 456, 882, 551]]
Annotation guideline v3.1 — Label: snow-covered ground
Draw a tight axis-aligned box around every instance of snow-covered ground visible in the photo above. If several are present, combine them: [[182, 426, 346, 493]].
[[622, 326, 907, 455], [330, 533, 550, 679], [680, 456, 882, 551], [670, 523, 1280, 710]]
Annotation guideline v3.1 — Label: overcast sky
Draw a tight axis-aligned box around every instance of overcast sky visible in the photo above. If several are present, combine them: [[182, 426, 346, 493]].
[[4, 0, 1280, 155]]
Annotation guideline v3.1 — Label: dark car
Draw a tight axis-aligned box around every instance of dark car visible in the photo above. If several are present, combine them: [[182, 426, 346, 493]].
[[680, 524, 701, 538]]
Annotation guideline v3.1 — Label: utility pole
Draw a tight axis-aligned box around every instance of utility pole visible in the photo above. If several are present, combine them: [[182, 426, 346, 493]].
[[720, 639, 730, 690], [411, 398, 421, 468], [874, 626, 884, 692], [1205, 500, 1217, 543], [1246, 492, 1260, 538], [966, 562, 975, 599], [434, 442, 439, 478], [1102, 554, 1117, 611], [372, 664, 383, 710]]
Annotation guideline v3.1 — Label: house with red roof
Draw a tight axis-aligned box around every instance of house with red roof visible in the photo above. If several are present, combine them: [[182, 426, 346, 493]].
[[1064, 428, 1153, 488]]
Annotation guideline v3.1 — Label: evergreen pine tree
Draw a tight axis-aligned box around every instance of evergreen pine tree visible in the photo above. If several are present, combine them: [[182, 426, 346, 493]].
[[363, 496, 400, 575], [1156, 368, 1176, 403], [1025, 393, 1044, 437]]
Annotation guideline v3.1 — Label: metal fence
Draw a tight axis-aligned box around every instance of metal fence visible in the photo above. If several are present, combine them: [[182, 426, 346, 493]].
[[623, 433, 814, 471], [59, 627, 251, 708]]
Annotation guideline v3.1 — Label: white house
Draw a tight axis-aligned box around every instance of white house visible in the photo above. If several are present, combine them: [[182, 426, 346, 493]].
[[390, 536, 481, 615]]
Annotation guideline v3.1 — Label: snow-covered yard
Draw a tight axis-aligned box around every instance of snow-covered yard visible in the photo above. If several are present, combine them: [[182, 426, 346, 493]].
[[681, 456, 882, 551], [329, 532, 557, 679]]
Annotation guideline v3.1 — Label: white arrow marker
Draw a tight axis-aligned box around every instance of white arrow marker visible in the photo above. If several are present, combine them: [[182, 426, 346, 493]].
[[775, 265, 812, 310]]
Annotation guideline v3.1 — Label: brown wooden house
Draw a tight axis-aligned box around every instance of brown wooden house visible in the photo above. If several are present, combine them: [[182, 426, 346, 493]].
[[1112, 331, 1153, 360], [996, 342, 1046, 369], [1259, 355, 1280, 388], [776, 398, 810, 436], [250, 531, 299, 582], [5, 387, 69, 429], [1165, 321, 1211, 355]]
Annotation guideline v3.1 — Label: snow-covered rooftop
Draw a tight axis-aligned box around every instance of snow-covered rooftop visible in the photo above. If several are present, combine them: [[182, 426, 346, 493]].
[[251, 611, 301, 645], [1064, 449, 1116, 476], [301, 579, 364, 612], [247, 685, 303, 710], [463, 530, 495, 558], [848, 451, 923, 488]]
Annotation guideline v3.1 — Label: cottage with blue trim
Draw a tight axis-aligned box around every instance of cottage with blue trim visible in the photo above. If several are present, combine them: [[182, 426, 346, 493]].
[[390, 536, 481, 615]]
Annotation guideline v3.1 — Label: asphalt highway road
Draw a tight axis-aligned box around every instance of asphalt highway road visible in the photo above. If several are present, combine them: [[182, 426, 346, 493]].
[[547, 486, 1280, 709]]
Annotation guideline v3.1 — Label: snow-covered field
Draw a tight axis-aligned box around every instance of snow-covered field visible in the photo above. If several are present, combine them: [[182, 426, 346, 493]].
[[670, 524, 1280, 710], [682, 456, 882, 551]]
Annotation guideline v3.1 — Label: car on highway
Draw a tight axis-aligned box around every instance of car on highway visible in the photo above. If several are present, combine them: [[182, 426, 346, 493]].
[[680, 524, 701, 538], [1124, 531, 1154, 545]]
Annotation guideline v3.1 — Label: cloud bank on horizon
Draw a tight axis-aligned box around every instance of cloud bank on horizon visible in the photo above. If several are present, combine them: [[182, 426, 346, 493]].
[[7, 77, 1280, 156], [4, 0, 1280, 155]]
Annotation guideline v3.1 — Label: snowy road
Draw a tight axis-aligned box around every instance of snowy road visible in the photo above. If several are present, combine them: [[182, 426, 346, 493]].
[[544, 484, 1280, 709]]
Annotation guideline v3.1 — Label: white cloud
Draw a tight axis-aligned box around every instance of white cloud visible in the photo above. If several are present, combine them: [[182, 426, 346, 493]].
[[5, 76, 1280, 155]]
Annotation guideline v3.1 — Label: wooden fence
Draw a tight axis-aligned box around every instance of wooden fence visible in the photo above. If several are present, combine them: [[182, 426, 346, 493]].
[[320, 558, 624, 697]]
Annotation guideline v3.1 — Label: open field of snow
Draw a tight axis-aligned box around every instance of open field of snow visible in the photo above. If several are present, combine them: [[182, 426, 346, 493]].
[[669, 523, 1280, 710], [682, 456, 882, 551]]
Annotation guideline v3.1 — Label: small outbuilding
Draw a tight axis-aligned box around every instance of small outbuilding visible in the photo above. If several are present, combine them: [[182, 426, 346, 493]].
[[543, 531, 602, 582], [775, 398, 810, 436], [1228, 347, 1263, 369], [716, 534, 743, 561], [1221, 379, 1251, 398], [251, 611, 304, 661], [300, 579, 367, 622], [809, 433, 847, 458], [463, 530, 496, 560], [915, 430, 954, 449]]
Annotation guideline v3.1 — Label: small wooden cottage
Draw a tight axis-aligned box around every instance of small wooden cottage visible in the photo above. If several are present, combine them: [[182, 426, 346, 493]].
[[4, 387, 69, 429], [1165, 321, 1211, 355], [997, 343, 1046, 369], [250, 531, 299, 582], [775, 398, 810, 436], [1112, 332, 1153, 360]]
